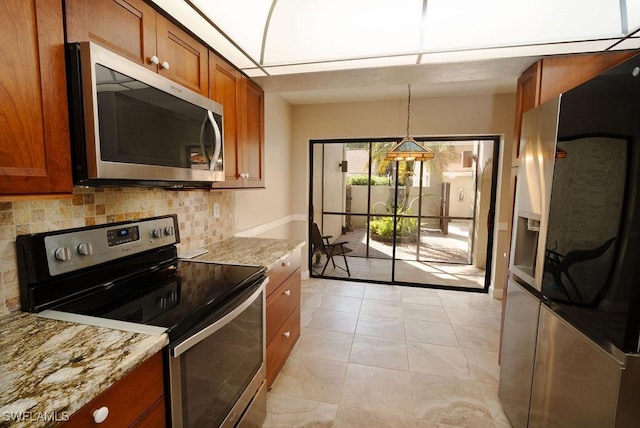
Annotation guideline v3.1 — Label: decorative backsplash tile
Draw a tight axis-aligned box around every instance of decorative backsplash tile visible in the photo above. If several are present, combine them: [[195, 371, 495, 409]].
[[0, 187, 234, 315]]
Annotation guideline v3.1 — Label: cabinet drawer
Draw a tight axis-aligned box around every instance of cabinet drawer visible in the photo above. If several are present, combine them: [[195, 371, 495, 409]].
[[266, 307, 300, 389], [130, 397, 165, 428], [266, 271, 301, 344], [64, 352, 164, 427], [267, 250, 301, 297]]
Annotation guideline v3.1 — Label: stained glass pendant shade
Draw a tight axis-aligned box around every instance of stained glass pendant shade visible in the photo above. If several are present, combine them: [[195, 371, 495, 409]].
[[385, 84, 435, 161]]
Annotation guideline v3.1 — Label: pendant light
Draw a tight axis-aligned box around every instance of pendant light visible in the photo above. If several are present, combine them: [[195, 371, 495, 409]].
[[385, 84, 435, 162]]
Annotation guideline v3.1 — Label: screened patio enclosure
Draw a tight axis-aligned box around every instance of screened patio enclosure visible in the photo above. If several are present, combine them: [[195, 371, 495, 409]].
[[310, 137, 500, 292]]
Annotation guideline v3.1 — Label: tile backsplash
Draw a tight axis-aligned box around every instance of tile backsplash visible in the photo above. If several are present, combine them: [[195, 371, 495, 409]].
[[0, 187, 234, 315]]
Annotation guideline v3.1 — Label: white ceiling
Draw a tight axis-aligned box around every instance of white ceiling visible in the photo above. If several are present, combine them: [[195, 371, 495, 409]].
[[151, 0, 640, 104]]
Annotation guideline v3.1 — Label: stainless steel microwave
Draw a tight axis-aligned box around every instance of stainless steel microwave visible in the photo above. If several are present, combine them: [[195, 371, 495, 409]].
[[67, 42, 224, 188]]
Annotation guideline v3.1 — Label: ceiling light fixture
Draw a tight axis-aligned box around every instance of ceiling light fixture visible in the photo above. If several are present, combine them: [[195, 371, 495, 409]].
[[385, 84, 435, 162]]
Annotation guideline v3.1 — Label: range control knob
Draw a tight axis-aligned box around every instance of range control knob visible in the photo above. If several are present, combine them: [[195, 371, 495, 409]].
[[152, 228, 163, 238], [164, 226, 175, 236], [54, 247, 72, 261], [168, 291, 178, 302], [77, 242, 93, 256], [157, 296, 167, 308]]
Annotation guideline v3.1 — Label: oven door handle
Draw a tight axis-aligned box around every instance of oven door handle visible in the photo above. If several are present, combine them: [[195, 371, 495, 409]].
[[170, 278, 267, 358]]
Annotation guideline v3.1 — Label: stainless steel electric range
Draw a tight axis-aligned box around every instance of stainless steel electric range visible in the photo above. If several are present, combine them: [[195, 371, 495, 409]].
[[16, 215, 267, 427]]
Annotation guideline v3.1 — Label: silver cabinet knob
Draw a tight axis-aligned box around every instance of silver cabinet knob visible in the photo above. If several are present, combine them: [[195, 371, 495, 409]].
[[152, 228, 163, 238], [283, 331, 291, 338], [92, 406, 109, 424], [149, 55, 159, 65], [284, 289, 291, 296], [77, 242, 93, 256], [54, 247, 72, 261], [161, 61, 170, 70]]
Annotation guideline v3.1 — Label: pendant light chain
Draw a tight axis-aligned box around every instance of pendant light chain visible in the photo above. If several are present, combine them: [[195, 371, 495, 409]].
[[406, 84, 412, 139]]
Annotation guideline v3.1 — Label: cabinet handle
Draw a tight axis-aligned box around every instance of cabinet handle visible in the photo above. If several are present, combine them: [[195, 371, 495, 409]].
[[92, 407, 109, 424], [149, 55, 159, 65], [283, 331, 291, 338], [282, 261, 290, 268], [161, 61, 170, 70], [284, 289, 291, 296]]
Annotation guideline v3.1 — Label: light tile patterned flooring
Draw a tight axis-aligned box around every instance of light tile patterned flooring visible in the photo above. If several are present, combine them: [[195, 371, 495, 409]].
[[264, 278, 511, 428]]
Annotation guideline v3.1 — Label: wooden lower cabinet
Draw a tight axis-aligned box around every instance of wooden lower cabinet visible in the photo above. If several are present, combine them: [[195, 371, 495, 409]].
[[266, 307, 301, 389], [64, 352, 165, 427], [265, 251, 301, 388]]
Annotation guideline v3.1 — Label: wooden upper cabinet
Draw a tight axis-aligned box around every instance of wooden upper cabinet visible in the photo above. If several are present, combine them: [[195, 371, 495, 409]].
[[155, 16, 209, 96], [513, 61, 541, 157], [242, 77, 265, 188], [65, 0, 208, 95], [210, 53, 243, 188], [0, 0, 73, 195], [210, 54, 265, 189], [539, 50, 637, 105], [65, 0, 157, 71]]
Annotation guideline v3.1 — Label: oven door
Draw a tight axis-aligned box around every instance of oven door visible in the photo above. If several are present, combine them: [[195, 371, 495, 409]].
[[168, 279, 266, 428]]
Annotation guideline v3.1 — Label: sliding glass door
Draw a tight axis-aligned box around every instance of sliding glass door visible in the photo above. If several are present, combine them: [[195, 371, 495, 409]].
[[309, 137, 499, 292]]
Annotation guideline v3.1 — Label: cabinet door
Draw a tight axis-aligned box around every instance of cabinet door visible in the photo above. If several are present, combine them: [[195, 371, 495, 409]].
[[210, 53, 243, 188], [64, 352, 165, 427], [156, 15, 209, 96], [65, 0, 157, 71], [0, 0, 72, 195], [241, 77, 265, 188]]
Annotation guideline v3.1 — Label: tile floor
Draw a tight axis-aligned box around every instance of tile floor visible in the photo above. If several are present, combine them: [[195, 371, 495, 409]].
[[264, 277, 511, 428]]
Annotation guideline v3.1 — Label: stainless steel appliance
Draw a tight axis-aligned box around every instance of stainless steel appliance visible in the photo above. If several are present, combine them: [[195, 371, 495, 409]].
[[17, 215, 266, 427], [66, 42, 224, 188], [500, 52, 640, 427]]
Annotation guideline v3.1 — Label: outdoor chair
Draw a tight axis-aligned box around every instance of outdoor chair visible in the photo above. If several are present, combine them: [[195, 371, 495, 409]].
[[311, 223, 352, 276]]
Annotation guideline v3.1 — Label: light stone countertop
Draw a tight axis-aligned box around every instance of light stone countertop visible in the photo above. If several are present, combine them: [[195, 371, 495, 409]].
[[0, 312, 167, 427], [190, 237, 305, 269]]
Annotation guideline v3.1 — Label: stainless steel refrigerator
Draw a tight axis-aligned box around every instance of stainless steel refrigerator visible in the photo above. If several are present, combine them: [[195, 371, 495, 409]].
[[499, 52, 640, 428]]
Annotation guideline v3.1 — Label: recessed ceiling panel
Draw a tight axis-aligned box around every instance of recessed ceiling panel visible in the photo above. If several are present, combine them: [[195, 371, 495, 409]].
[[189, 0, 272, 62], [627, 0, 640, 33], [423, 0, 623, 51], [263, 0, 423, 65], [611, 37, 640, 50], [420, 40, 618, 64], [262, 55, 418, 75]]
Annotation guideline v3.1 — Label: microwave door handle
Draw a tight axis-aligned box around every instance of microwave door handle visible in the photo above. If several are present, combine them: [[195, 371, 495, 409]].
[[199, 113, 212, 167], [209, 111, 222, 172]]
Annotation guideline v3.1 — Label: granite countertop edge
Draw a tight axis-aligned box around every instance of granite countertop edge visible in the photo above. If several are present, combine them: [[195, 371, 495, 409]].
[[0, 312, 168, 427], [189, 236, 305, 268]]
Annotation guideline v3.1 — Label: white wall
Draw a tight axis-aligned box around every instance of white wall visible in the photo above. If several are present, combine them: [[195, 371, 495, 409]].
[[291, 93, 517, 295], [234, 94, 295, 232]]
